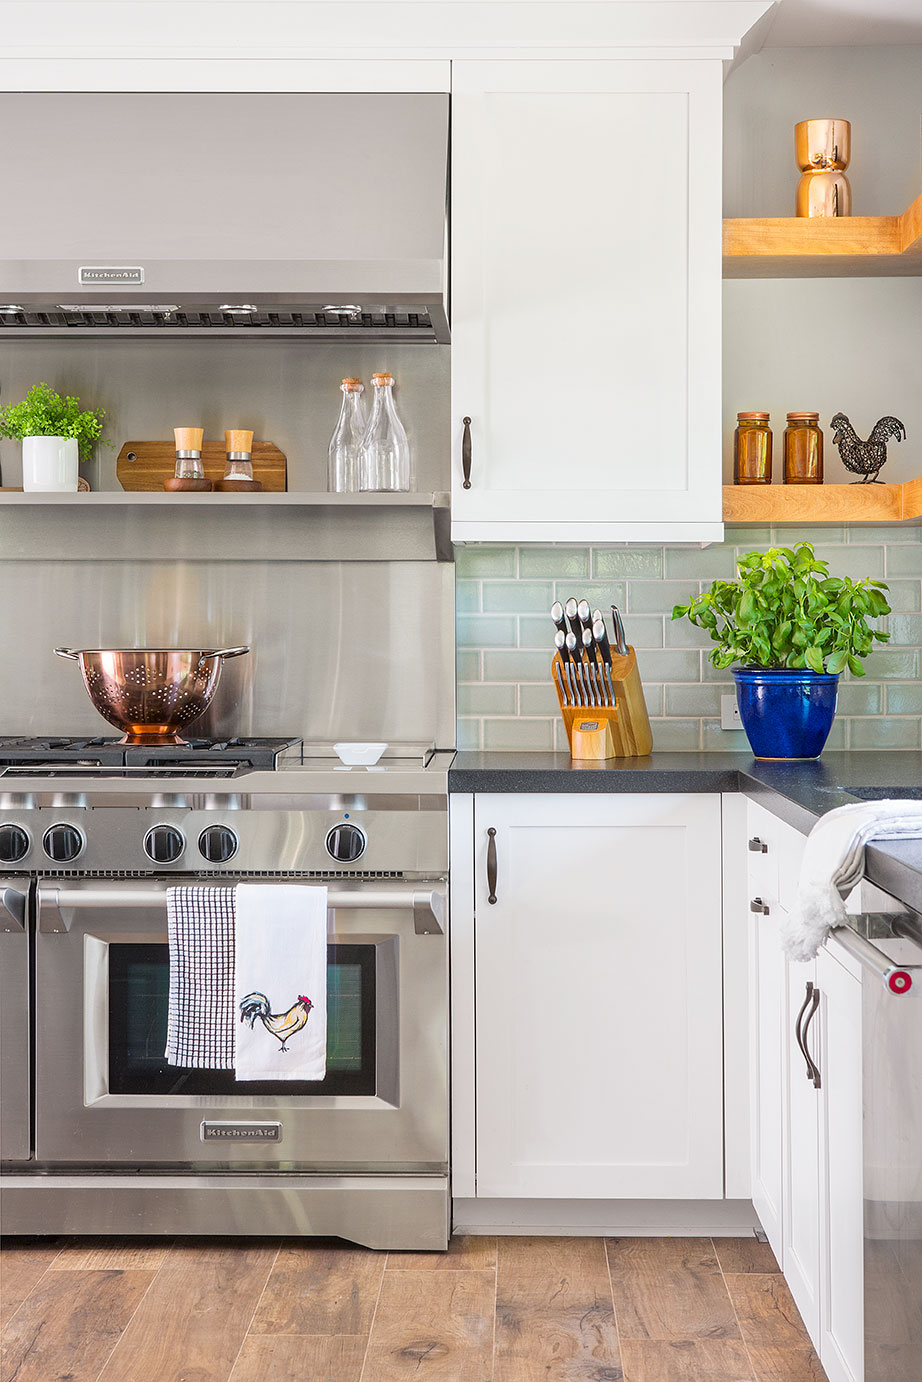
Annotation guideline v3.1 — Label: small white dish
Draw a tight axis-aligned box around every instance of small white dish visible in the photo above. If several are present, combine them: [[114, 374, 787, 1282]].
[[333, 742, 388, 767]]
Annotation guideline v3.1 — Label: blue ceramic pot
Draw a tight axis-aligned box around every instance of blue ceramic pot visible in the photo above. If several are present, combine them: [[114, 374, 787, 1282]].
[[733, 667, 840, 760]]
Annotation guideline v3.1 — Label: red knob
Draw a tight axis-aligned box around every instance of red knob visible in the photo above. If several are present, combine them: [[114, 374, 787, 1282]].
[[888, 970, 912, 995]]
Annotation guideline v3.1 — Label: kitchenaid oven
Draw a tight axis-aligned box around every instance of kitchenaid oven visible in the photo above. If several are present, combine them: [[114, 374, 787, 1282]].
[[0, 765, 451, 1249]]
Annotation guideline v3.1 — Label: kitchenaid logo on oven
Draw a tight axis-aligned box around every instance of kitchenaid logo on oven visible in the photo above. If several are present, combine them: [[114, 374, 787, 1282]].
[[79, 266, 145, 285], [201, 1121, 283, 1143]]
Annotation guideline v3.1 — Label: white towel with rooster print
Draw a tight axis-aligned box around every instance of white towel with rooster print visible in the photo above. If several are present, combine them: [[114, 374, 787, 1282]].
[[234, 884, 328, 1082]]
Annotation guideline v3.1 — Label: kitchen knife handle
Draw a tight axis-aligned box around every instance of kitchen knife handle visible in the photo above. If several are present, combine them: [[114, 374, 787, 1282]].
[[486, 826, 498, 904], [461, 417, 473, 489]]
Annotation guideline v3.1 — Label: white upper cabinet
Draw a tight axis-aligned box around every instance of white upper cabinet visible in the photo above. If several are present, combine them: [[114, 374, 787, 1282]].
[[450, 60, 724, 543]]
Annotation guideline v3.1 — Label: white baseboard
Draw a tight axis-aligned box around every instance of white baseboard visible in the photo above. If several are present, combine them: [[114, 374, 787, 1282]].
[[452, 1198, 760, 1237]]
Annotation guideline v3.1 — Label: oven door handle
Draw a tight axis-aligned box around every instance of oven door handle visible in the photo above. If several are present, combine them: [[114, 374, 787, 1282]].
[[1, 885, 28, 931], [36, 880, 447, 935]]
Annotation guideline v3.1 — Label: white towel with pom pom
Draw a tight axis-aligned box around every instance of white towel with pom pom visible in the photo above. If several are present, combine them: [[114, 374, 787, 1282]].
[[782, 799, 922, 962]]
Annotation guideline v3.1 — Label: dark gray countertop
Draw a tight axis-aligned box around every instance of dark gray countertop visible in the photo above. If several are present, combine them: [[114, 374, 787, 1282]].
[[449, 750, 922, 912]]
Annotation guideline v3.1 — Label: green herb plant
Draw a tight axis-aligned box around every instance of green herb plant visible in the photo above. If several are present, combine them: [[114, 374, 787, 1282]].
[[0, 381, 111, 463], [672, 542, 891, 677]]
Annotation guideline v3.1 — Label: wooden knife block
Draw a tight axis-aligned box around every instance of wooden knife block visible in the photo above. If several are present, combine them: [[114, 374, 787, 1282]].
[[552, 646, 653, 759]]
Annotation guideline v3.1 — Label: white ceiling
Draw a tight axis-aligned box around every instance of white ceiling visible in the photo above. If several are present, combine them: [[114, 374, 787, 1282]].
[[761, 0, 922, 46]]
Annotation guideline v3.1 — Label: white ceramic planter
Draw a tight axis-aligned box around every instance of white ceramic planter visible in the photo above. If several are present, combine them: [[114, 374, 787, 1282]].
[[22, 435, 79, 492]]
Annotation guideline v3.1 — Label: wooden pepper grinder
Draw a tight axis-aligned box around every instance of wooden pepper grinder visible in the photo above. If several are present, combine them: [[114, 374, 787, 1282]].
[[165, 427, 212, 492], [215, 430, 262, 492]]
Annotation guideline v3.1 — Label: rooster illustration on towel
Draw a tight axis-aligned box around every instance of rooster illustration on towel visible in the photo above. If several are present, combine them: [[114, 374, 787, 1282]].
[[239, 992, 314, 1052]]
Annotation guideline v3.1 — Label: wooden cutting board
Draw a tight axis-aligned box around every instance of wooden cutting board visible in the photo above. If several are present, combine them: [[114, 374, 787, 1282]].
[[117, 441, 287, 492]]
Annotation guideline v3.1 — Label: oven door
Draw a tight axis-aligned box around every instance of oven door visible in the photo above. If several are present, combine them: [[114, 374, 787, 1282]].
[[0, 878, 32, 1162], [34, 878, 447, 1170]]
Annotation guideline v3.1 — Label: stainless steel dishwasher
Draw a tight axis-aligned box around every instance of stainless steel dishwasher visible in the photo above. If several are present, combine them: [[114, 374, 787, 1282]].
[[832, 885, 922, 1382]]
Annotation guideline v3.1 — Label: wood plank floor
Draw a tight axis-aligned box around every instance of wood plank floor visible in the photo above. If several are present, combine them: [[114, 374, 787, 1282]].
[[0, 1234, 827, 1382]]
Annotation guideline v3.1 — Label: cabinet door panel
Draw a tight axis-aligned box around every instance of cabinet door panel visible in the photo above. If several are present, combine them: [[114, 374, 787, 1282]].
[[783, 954, 821, 1341], [750, 903, 785, 1259], [473, 793, 723, 1198], [451, 60, 722, 540], [817, 947, 863, 1382]]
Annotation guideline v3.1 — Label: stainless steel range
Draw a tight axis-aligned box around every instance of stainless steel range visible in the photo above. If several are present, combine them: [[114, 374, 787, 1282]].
[[0, 737, 451, 1249]]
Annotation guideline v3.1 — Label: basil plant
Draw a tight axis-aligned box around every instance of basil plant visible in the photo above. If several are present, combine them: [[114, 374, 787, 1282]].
[[672, 542, 891, 677]]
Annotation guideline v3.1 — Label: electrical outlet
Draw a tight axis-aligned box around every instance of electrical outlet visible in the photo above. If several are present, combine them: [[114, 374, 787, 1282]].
[[720, 694, 742, 731]]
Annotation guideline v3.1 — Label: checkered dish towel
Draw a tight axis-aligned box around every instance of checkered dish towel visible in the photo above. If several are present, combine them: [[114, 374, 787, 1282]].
[[165, 886, 237, 1069], [165, 884, 329, 1079]]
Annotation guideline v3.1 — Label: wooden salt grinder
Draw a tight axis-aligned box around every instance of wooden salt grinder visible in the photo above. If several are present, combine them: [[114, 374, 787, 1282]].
[[165, 427, 213, 492], [215, 429, 263, 492]]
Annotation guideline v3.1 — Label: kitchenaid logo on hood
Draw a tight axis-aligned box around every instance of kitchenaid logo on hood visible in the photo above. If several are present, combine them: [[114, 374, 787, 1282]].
[[201, 1121, 282, 1143], [79, 266, 145, 285]]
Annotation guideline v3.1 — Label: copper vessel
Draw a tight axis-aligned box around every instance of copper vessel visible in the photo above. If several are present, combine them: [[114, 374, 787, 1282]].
[[795, 118, 851, 217], [53, 646, 249, 744]]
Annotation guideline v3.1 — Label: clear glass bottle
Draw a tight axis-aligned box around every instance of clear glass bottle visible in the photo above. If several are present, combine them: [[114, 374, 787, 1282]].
[[327, 379, 367, 493], [359, 372, 411, 492]]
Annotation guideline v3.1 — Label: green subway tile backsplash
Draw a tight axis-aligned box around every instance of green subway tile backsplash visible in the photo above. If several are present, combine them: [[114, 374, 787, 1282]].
[[454, 530, 922, 753]]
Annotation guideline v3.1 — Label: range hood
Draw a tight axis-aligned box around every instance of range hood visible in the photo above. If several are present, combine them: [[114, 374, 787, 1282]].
[[0, 93, 449, 343]]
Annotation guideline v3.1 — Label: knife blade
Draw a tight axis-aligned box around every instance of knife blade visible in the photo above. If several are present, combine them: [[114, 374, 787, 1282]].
[[610, 605, 628, 656]]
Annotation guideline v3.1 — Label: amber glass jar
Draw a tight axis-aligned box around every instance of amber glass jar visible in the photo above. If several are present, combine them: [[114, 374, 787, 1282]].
[[784, 413, 824, 484], [733, 413, 772, 484]]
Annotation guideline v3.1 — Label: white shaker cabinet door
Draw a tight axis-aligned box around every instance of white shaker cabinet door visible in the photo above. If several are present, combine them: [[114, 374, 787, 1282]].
[[817, 946, 864, 1382], [472, 793, 723, 1198], [749, 899, 785, 1261], [450, 60, 723, 543], [783, 953, 822, 1343]]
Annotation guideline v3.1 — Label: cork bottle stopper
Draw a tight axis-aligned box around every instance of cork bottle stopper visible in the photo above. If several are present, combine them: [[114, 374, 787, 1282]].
[[225, 430, 254, 452], [372, 372, 393, 385], [174, 427, 204, 451], [341, 378, 363, 392]]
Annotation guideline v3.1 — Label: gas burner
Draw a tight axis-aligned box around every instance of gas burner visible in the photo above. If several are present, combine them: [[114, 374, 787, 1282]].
[[0, 736, 303, 770]]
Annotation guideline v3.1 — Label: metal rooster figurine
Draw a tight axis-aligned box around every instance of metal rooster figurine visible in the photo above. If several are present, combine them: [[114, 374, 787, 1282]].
[[830, 413, 906, 483]]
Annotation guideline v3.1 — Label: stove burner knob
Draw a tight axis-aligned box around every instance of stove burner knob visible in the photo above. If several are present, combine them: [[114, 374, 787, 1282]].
[[143, 825, 185, 864], [0, 823, 30, 864], [198, 825, 239, 864], [326, 822, 367, 863], [43, 823, 84, 863]]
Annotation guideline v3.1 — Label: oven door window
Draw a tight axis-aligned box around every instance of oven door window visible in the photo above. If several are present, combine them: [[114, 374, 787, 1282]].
[[108, 943, 376, 1095]]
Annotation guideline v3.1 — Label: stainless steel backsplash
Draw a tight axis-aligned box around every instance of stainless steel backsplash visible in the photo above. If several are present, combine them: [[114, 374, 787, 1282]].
[[0, 552, 455, 746]]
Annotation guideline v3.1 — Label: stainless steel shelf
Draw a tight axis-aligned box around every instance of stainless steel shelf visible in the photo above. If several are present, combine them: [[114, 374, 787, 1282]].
[[0, 490, 449, 508], [0, 492, 453, 561]]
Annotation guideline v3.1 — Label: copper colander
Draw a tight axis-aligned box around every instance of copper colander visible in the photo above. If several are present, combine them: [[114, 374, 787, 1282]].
[[53, 646, 250, 744]]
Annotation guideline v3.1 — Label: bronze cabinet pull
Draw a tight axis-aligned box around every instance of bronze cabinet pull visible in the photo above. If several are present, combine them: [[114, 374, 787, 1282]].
[[801, 982, 821, 1088], [486, 827, 497, 904], [461, 417, 472, 489]]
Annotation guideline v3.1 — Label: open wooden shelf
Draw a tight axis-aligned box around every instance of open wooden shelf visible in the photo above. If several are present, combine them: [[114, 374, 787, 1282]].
[[723, 190, 922, 277], [724, 477, 922, 525]]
